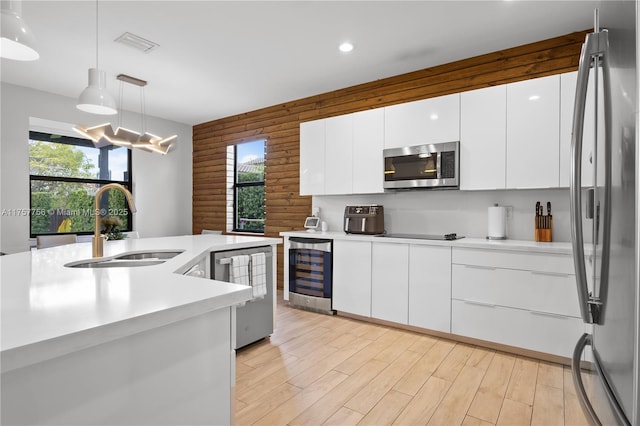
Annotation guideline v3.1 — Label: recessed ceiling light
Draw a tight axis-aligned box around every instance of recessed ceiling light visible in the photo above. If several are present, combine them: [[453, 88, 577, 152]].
[[339, 42, 354, 53]]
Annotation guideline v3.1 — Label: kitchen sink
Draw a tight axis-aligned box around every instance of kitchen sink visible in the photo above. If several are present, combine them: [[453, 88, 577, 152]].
[[65, 250, 184, 268], [115, 251, 184, 260]]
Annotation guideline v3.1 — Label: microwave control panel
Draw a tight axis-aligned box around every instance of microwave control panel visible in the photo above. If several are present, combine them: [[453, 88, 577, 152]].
[[441, 151, 456, 178]]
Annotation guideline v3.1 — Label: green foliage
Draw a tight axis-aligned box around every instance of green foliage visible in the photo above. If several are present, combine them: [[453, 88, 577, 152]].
[[31, 192, 52, 234], [29, 140, 94, 178], [238, 169, 264, 183], [29, 140, 129, 235], [237, 186, 265, 232]]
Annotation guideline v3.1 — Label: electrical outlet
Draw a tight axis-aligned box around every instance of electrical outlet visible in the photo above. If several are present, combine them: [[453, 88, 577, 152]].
[[505, 206, 514, 219]]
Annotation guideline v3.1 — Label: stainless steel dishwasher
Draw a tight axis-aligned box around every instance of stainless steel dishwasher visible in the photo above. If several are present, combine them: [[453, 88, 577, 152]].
[[211, 245, 274, 349]]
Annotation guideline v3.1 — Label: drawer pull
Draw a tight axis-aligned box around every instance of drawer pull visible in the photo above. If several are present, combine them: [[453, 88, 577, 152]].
[[530, 271, 572, 278], [463, 299, 496, 308], [461, 265, 497, 271], [529, 310, 567, 319]]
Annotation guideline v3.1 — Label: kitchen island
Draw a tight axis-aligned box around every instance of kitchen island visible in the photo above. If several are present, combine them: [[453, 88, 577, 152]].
[[1, 234, 281, 425]]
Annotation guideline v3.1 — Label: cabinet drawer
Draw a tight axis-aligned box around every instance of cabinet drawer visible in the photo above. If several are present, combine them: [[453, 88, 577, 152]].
[[452, 248, 574, 275], [451, 300, 584, 358], [452, 264, 580, 317]]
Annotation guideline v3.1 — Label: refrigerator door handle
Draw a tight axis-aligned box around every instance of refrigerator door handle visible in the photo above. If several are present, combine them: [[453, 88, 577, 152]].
[[572, 333, 632, 426], [572, 333, 601, 426], [570, 28, 609, 325], [570, 31, 597, 324]]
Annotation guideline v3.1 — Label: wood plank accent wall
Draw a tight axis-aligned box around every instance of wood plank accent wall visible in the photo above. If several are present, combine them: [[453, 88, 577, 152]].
[[193, 30, 589, 289]]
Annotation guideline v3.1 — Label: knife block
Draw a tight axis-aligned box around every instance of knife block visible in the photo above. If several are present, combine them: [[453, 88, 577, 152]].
[[534, 220, 552, 242]]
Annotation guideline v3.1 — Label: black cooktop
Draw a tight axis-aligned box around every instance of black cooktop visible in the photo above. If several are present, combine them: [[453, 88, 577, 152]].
[[376, 233, 464, 241]]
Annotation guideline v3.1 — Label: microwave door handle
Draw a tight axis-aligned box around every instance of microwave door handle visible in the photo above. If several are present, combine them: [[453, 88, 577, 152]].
[[436, 152, 442, 179]]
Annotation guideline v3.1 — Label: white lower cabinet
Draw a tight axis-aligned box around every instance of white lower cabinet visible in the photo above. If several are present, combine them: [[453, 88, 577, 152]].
[[451, 300, 584, 357], [408, 245, 451, 333], [331, 239, 582, 359], [451, 247, 584, 358], [332, 240, 372, 317], [371, 243, 409, 324]]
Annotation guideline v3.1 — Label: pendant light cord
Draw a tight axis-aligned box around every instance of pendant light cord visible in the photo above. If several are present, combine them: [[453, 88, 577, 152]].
[[117, 78, 146, 135], [140, 86, 146, 134], [95, 0, 99, 69], [118, 79, 123, 129]]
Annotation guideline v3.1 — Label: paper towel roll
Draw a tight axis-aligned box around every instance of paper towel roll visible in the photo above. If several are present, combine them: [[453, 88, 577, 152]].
[[487, 205, 507, 240]]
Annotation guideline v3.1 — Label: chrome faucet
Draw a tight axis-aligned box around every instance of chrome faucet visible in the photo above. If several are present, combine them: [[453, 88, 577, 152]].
[[93, 183, 136, 258]]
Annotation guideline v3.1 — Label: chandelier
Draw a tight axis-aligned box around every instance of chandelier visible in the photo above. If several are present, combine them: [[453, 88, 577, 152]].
[[74, 74, 177, 155]]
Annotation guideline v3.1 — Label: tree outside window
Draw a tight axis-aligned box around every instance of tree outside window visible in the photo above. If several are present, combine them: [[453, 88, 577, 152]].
[[28, 132, 132, 237], [234, 140, 265, 233]]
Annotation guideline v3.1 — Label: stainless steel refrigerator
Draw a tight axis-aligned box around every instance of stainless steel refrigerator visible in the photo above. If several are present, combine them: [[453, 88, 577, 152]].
[[570, 2, 638, 425]]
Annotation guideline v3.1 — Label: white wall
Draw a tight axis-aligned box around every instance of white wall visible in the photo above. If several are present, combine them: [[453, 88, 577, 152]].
[[313, 188, 576, 242], [0, 83, 192, 253]]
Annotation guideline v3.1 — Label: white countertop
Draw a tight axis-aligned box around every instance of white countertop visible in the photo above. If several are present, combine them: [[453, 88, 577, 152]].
[[280, 230, 574, 255], [0, 234, 281, 373]]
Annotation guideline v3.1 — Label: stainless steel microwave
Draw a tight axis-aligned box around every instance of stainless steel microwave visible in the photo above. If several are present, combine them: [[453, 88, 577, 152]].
[[383, 141, 459, 190]]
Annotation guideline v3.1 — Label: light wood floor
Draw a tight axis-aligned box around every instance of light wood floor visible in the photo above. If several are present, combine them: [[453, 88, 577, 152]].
[[234, 294, 591, 425]]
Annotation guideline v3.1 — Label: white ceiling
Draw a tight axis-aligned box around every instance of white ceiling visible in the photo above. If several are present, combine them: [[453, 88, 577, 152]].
[[1, 1, 599, 126]]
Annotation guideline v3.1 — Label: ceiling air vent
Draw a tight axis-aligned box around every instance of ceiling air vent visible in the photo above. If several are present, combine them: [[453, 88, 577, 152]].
[[114, 32, 159, 53]]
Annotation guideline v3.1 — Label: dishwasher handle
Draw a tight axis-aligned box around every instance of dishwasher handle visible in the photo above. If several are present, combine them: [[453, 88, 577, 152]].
[[217, 251, 273, 264]]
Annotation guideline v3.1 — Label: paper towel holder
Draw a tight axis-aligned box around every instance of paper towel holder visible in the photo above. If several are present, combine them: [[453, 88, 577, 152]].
[[486, 203, 507, 240]]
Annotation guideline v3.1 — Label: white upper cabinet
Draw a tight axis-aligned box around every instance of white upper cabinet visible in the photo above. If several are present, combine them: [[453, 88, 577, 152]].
[[560, 71, 597, 188], [384, 93, 460, 149], [299, 119, 325, 195], [506, 75, 560, 189], [299, 108, 385, 196], [353, 108, 385, 194], [460, 85, 507, 190], [300, 72, 579, 195], [324, 114, 353, 194]]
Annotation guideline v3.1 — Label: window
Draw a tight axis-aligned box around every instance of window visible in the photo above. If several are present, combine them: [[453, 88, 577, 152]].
[[29, 131, 132, 237], [232, 140, 265, 233]]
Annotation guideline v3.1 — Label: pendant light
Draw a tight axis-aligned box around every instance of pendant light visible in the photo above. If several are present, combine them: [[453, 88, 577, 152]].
[[0, 0, 39, 60], [76, 0, 116, 115], [113, 74, 177, 155], [73, 74, 177, 155]]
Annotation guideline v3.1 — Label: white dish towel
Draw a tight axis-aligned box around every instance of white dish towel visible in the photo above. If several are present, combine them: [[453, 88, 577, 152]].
[[250, 252, 267, 298], [229, 255, 250, 286]]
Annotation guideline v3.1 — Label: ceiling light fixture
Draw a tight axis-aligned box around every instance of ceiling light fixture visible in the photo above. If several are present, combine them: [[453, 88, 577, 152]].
[[339, 41, 354, 53], [0, 0, 39, 61], [76, 0, 117, 115], [73, 74, 177, 155]]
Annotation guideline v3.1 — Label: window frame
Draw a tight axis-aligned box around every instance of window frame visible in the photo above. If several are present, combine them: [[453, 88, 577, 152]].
[[232, 140, 265, 234], [28, 131, 133, 237]]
